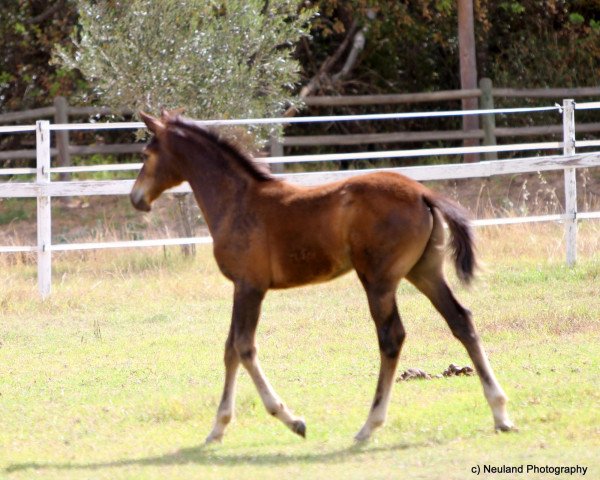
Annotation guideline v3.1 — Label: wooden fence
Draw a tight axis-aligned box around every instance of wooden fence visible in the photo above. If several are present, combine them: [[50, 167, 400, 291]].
[[2, 99, 600, 298], [2, 80, 600, 166]]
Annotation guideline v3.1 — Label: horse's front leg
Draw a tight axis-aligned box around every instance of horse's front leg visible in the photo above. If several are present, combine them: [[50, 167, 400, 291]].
[[205, 323, 240, 443], [209, 282, 305, 442]]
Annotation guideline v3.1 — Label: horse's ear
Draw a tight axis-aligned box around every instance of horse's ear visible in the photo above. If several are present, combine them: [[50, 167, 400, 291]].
[[161, 108, 186, 120], [139, 111, 164, 134]]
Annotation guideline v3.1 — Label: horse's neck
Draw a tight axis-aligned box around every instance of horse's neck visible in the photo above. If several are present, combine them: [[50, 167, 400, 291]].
[[182, 149, 253, 234]]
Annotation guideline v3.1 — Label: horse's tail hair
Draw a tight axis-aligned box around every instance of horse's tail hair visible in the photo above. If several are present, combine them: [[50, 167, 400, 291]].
[[423, 193, 477, 285]]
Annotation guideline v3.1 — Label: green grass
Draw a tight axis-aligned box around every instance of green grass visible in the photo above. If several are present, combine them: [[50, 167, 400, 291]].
[[1, 223, 599, 479]]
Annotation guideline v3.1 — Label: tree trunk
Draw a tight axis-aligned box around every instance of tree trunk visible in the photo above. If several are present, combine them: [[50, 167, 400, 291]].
[[458, 0, 479, 162]]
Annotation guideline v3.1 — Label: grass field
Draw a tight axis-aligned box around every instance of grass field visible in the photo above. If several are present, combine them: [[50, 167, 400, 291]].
[[1, 222, 599, 479]]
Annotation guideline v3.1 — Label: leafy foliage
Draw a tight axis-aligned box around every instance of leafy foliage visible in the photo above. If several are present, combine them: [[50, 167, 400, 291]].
[[478, 0, 600, 88], [55, 0, 314, 140], [304, 0, 600, 94], [3, 0, 599, 116], [0, 0, 81, 112]]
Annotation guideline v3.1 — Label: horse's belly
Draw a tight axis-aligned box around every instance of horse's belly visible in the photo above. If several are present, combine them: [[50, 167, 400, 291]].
[[270, 246, 352, 289]]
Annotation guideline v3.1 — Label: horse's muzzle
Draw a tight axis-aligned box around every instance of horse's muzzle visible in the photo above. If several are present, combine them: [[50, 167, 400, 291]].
[[130, 189, 152, 212]]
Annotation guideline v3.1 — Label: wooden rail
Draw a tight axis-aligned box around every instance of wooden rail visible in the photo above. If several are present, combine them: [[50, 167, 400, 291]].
[[301, 86, 600, 107], [2, 80, 600, 166]]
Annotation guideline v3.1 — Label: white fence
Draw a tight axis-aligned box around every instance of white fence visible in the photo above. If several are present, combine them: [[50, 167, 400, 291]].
[[1, 99, 600, 298]]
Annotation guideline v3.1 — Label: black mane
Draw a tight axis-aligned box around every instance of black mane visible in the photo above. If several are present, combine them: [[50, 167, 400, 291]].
[[168, 116, 274, 182]]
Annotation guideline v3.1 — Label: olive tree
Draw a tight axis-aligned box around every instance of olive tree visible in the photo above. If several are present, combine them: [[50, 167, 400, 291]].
[[55, 0, 313, 139]]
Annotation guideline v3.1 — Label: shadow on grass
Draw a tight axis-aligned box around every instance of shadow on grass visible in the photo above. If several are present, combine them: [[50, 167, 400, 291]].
[[5, 440, 426, 474]]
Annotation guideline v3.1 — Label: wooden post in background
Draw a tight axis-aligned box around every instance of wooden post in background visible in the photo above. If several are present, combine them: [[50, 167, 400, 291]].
[[36, 120, 52, 299], [458, 0, 479, 162], [562, 99, 577, 267], [54, 96, 71, 181], [175, 193, 196, 257], [479, 77, 497, 160]]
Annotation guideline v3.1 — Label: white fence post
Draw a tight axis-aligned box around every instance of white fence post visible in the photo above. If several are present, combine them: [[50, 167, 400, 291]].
[[36, 120, 52, 298], [562, 99, 577, 267], [269, 132, 284, 174]]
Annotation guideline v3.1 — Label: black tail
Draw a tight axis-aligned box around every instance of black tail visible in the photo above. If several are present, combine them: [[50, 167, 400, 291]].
[[423, 193, 477, 285]]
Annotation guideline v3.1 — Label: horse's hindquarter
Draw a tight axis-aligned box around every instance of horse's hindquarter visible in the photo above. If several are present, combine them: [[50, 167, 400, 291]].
[[343, 173, 434, 284]]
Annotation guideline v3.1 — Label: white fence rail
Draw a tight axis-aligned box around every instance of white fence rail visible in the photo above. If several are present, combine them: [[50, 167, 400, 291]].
[[1, 99, 600, 298]]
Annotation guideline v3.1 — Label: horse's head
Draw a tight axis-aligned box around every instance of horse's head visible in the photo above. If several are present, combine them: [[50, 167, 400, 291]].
[[130, 111, 185, 212]]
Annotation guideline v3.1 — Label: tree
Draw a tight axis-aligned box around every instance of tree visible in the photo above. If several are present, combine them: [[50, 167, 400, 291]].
[[477, 0, 600, 89], [304, 1, 600, 95], [0, 0, 80, 112], [55, 0, 314, 142], [458, 0, 479, 162]]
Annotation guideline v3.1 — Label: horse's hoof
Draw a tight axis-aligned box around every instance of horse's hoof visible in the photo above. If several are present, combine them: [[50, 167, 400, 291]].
[[495, 421, 517, 433], [205, 432, 223, 444], [291, 420, 306, 438], [354, 430, 371, 443]]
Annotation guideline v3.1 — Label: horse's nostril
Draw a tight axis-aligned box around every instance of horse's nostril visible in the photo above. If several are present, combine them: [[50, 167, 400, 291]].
[[130, 189, 142, 205], [138, 201, 151, 212]]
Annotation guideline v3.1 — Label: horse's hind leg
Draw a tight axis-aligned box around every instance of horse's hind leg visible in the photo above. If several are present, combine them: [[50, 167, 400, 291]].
[[407, 269, 514, 431], [355, 280, 406, 441]]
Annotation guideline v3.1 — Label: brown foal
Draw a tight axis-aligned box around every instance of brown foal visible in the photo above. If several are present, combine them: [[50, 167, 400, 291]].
[[131, 111, 514, 443]]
